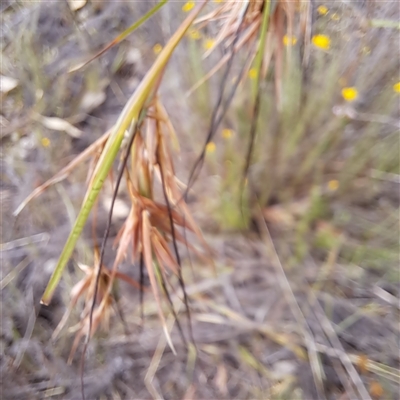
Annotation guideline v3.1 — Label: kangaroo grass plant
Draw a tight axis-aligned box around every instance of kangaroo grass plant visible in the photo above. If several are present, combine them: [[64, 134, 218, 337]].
[[14, 0, 301, 347], [10, 1, 399, 399], [15, 3, 210, 395], [15, 0, 312, 349], [57, 95, 210, 364]]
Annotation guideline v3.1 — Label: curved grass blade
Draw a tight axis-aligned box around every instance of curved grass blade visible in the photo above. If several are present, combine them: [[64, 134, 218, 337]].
[[142, 210, 176, 356], [69, 0, 168, 73], [41, 1, 209, 305]]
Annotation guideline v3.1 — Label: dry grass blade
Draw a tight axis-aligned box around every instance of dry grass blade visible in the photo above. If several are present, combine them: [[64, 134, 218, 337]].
[[315, 343, 400, 385], [54, 255, 139, 358], [0, 233, 49, 251], [155, 99, 180, 151], [13, 130, 111, 216], [255, 199, 375, 400], [52, 269, 91, 340], [194, 297, 307, 360], [0, 256, 31, 290], [142, 210, 176, 355], [12, 290, 36, 369], [144, 306, 182, 400], [307, 289, 372, 400], [152, 230, 180, 275], [33, 113, 82, 138], [157, 139, 194, 342], [254, 203, 326, 398], [113, 207, 137, 268]]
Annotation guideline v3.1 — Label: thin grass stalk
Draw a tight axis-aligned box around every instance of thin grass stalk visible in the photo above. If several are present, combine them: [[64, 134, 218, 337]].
[[184, 1, 251, 196], [241, 0, 272, 212], [157, 141, 194, 344], [69, 0, 169, 73], [155, 258, 187, 347]]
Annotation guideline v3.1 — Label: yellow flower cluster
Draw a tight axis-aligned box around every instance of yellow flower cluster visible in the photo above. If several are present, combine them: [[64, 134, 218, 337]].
[[182, 1, 195, 12], [203, 38, 215, 50], [283, 35, 297, 46], [341, 87, 358, 102], [188, 29, 201, 40], [153, 44, 162, 55], [317, 5, 328, 15], [328, 180, 339, 191], [206, 142, 216, 153], [248, 68, 257, 80], [41, 137, 51, 147], [222, 129, 233, 139], [312, 34, 331, 50]]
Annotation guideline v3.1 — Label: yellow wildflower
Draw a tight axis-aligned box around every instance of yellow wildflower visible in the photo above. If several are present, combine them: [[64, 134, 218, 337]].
[[188, 29, 201, 40], [222, 129, 233, 139], [328, 180, 339, 191], [393, 82, 400, 93], [248, 68, 257, 80], [41, 137, 51, 147], [203, 38, 215, 50], [317, 5, 328, 15], [312, 34, 331, 50], [182, 1, 195, 12], [283, 35, 297, 46], [153, 43, 162, 54], [341, 87, 358, 102], [206, 142, 216, 153], [214, 0, 224, 2]]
